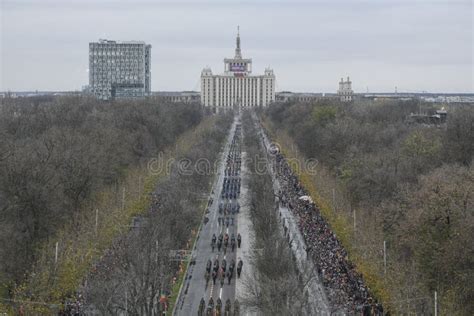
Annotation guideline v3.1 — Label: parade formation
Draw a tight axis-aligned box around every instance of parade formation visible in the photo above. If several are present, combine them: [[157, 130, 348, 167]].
[[198, 122, 243, 316], [175, 117, 246, 316]]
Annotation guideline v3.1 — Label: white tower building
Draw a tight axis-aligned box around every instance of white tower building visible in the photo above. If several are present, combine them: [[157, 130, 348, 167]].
[[201, 28, 276, 108], [337, 76, 354, 102]]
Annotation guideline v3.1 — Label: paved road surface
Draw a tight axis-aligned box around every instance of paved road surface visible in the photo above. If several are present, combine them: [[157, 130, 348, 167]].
[[175, 114, 249, 315]]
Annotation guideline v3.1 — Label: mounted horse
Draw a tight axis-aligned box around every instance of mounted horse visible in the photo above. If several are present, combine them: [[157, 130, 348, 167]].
[[216, 297, 222, 316], [234, 300, 240, 316], [198, 298, 205, 316], [224, 299, 232, 316]]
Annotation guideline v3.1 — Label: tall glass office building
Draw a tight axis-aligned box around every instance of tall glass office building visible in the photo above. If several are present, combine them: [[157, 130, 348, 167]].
[[89, 39, 151, 100]]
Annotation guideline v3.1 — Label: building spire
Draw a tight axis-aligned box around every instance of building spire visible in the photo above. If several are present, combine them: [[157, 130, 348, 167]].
[[235, 26, 242, 59]]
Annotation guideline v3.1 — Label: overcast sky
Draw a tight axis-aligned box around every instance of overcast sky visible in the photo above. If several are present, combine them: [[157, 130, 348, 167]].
[[1, 0, 473, 93]]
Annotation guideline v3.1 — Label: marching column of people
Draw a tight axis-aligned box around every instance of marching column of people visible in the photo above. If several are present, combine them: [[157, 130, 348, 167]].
[[199, 123, 243, 316], [261, 127, 384, 316]]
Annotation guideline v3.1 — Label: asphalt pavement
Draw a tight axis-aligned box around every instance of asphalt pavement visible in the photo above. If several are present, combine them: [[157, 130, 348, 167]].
[[175, 114, 245, 316]]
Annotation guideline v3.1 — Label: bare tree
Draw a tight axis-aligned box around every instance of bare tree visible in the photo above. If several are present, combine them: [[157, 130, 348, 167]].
[[239, 111, 309, 315]]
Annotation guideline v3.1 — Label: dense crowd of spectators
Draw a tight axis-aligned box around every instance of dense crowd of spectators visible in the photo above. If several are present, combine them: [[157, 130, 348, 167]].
[[272, 147, 384, 315]]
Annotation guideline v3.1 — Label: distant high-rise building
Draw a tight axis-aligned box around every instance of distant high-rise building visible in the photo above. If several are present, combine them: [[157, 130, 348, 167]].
[[200, 27, 276, 108], [89, 39, 151, 100], [338, 77, 353, 102]]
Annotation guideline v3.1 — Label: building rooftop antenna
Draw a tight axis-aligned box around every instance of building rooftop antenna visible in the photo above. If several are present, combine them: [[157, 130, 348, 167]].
[[235, 25, 242, 59]]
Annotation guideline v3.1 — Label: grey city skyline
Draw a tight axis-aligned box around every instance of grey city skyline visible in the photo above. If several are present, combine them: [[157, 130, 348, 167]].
[[1, 0, 473, 93]]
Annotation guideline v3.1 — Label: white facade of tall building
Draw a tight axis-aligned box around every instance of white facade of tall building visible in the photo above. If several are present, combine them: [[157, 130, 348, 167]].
[[201, 29, 275, 108], [89, 39, 151, 100], [337, 76, 353, 102]]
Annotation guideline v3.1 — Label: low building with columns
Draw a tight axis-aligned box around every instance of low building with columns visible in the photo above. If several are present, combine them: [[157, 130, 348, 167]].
[[201, 28, 276, 108]]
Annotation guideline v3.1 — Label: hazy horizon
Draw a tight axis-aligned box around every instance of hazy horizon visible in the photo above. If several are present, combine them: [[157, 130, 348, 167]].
[[1, 0, 473, 93]]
